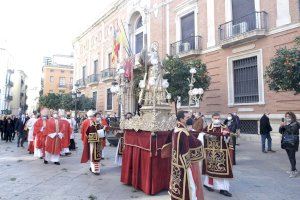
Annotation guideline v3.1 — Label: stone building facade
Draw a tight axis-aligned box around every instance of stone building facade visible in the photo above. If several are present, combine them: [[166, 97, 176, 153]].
[[42, 55, 74, 95], [10, 70, 27, 115], [73, 0, 300, 133]]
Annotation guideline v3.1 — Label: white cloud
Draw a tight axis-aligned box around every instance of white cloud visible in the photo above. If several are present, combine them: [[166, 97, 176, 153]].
[[0, 0, 114, 88]]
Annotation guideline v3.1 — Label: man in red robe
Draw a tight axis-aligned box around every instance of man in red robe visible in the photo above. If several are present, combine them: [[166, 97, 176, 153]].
[[81, 110, 102, 175], [202, 112, 233, 197], [169, 111, 204, 200], [43, 111, 64, 165], [33, 108, 49, 159], [59, 110, 72, 156]]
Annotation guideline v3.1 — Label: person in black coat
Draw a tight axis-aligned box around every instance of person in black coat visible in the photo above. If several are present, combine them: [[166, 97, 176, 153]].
[[224, 113, 238, 165], [279, 111, 300, 178], [11, 115, 18, 140], [259, 112, 275, 153], [4, 117, 14, 142], [15, 114, 29, 147], [0, 116, 5, 140]]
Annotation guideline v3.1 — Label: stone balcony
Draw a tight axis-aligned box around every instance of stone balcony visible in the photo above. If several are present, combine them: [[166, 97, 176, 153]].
[[218, 11, 268, 48], [169, 36, 202, 58]]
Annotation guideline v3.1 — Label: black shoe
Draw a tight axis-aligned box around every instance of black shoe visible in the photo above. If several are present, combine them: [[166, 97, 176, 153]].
[[65, 152, 72, 156], [93, 172, 100, 176], [262, 150, 267, 153], [54, 162, 60, 165], [44, 160, 48, 164], [220, 190, 232, 197], [39, 157, 43, 159], [268, 149, 276, 153], [203, 185, 214, 192]]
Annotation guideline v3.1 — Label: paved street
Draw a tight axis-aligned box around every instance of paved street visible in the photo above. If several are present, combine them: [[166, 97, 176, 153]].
[[0, 135, 299, 200]]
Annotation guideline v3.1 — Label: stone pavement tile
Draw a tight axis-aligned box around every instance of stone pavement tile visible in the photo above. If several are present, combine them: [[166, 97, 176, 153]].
[[1, 136, 300, 200]]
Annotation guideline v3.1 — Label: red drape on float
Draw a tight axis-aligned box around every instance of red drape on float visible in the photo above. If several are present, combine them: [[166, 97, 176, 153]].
[[120, 130, 172, 195]]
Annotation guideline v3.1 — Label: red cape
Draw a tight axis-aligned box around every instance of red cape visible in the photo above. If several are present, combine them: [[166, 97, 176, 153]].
[[44, 118, 63, 155], [60, 119, 72, 148], [33, 118, 46, 149], [80, 118, 93, 163]]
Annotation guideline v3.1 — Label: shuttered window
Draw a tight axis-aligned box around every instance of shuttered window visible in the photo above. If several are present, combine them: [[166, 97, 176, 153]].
[[232, 0, 256, 31], [232, 0, 255, 21], [107, 89, 112, 110], [135, 32, 143, 54], [181, 12, 195, 49]]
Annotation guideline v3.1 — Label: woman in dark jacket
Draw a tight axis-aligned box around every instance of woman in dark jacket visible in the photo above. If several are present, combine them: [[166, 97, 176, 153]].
[[279, 112, 300, 178]]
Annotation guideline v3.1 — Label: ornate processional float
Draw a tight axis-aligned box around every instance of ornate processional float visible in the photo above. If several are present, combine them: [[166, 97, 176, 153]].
[[119, 43, 176, 195], [119, 42, 176, 133]]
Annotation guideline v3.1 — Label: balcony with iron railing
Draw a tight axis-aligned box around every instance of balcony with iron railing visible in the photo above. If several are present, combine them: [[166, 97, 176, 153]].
[[75, 79, 86, 88], [58, 83, 67, 88], [6, 80, 13, 87], [100, 68, 116, 82], [86, 74, 100, 85], [219, 11, 268, 48], [170, 36, 202, 58], [1, 109, 12, 114], [5, 95, 13, 101]]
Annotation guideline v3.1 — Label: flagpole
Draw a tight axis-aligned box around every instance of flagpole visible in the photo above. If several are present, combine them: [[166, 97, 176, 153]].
[[120, 20, 133, 57]]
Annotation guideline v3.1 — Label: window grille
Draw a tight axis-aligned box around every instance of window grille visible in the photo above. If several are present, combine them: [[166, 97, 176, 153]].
[[233, 56, 259, 103], [240, 120, 258, 134]]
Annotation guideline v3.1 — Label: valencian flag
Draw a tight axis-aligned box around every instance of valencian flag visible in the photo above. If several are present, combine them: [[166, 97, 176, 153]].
[[112, 21, 132, 64], [112, 28, 121, 64]]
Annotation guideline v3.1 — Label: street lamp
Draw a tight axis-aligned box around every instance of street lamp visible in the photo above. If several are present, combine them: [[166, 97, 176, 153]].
[[72, 83, 81, 119], [110, 67, 126, 119], [187, 67, 204, 108]]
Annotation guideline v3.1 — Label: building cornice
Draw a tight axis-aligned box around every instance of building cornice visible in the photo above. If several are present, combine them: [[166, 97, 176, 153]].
[[43, 65, 74, 70], [73, 0, 127, 44]]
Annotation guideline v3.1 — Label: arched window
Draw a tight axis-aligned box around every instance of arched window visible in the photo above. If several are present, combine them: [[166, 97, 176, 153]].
[[136, 17, 143, 29], [134, 16, 143, 54]]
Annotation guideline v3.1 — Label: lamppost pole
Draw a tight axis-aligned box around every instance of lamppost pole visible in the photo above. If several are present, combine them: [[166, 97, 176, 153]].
[[72, 83, 80, 120], [74, 96, 77, 119], [188, 68, 196, 110], [111, 67, 125, 120], [188, 67, 204, 109]]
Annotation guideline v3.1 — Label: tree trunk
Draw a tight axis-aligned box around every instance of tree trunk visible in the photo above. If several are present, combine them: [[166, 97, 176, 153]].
[[174, 99, 178, 115]]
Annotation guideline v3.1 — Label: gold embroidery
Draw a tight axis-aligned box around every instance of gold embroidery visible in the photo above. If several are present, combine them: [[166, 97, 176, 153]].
[[204, 136, 230, 175], [93, 142, 101, 161], [181, 151, 191, 169], [170, 165, 182, 196], [172, 149, 177, 164], [190, 146, 205, 162], [88, 132, 99, 143]]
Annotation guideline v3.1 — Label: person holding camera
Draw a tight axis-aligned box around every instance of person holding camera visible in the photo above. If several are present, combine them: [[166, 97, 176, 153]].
[[279, 112, 300, 178]]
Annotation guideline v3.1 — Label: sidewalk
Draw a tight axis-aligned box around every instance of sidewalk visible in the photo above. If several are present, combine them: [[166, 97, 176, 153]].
[[0, 136, 299, 200]]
